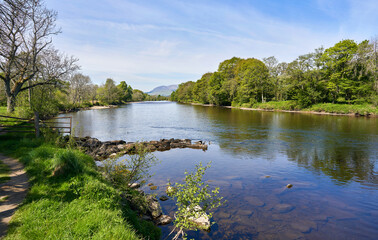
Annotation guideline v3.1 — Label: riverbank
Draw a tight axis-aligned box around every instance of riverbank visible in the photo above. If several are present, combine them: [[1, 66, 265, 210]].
[[0, 133, 161, 239], [188, 101, 378, 117]]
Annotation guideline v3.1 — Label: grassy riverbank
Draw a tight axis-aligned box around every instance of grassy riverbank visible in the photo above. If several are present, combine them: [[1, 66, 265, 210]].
[[250, 101, 377, 115], [186, 101, 378, 116], [0, 133, 160, 239]]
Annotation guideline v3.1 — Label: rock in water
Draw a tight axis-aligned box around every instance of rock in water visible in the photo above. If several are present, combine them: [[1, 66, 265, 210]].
[[188, 206, 210, 230], [159, 195, 169, 201], [156, 215, 173, 225], [286, 184, 293, 188], [146, 195, 162, 219], [128, 183, 140, 189], [274, 203, 295, 213]]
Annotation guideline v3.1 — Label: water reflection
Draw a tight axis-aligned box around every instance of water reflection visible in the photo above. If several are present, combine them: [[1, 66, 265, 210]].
[[188, 105, 378, 185], [61, 102, 378, 239]]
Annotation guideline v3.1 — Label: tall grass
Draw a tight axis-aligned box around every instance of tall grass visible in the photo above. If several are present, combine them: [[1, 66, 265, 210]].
[[306, 103, 378, 115], [0, 133, 161, 240]]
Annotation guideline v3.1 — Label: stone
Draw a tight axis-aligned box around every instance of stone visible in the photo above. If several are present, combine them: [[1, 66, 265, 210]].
[[286, 184, 293, 188], [290, 220, 316, 233], [244, 196, 265, 207], [109, 153, 117, 158], [117, 144, 126, 150], [129, 183, 140, 189], [156, 215, 173, 225], [148, 183, 154, 186], [159, 195, 169, 201], [188, 206, 210, 230], [150, 186, 158, 190], [142, 215, 152, 221], [236, 209, 253, 216], [274, 203, 295, 213], [218, 212, 231, 219], [146, 195, 162, 219]]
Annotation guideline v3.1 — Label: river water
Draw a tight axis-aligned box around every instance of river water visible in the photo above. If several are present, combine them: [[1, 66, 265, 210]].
[[61, 101, 378, 239]]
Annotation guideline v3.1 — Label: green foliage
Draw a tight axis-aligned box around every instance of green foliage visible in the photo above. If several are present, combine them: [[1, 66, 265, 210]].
[[0, 133, 161, 240], [131, 89, 146, 102], [97, 78, 122, 105], [102, 143, 158, 190], [167, 162, 224, 239], [172, 38, 378, 114], [252, 100, 301, 111], [306, 103, 378, 115], [51, 150, 88, 176], [117, 81, 133, 102]]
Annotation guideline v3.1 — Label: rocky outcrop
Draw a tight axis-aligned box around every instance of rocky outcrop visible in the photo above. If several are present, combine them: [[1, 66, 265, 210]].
[[66, 136, 208, 160]]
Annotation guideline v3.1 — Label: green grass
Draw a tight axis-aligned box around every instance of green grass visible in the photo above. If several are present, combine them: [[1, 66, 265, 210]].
[[0, 133, 161, 240], [251, 101, 301, 111], [243, 101, 377, 115], [305, 103, 378, 115], [0, 159, 10, 184], [0, 106, 7, 115]]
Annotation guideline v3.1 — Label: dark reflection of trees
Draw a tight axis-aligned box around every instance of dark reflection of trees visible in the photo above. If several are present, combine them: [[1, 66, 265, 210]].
[[191, 105, 378, 185], [286, 147, 377, 185]]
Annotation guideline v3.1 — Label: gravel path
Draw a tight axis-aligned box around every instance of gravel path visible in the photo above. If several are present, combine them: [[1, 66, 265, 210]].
[[0, 154, 29, 238]]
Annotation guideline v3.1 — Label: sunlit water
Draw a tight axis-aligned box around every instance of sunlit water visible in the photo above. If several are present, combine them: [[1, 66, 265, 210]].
[[61, 101, 378, 239]]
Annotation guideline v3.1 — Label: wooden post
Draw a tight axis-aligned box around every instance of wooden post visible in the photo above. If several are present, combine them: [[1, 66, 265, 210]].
[[34, 111, 40, 138], [69, 117, 72, 135]]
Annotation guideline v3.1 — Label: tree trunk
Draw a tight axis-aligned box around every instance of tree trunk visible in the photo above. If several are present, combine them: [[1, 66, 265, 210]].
[[7, 95, 16, 113]]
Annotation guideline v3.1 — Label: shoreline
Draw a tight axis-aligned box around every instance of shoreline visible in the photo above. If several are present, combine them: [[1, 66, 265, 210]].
[[187, 102, 378, 117]]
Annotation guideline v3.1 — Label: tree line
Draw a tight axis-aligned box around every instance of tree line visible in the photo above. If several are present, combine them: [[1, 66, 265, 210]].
[[171, 39, 378, 109]]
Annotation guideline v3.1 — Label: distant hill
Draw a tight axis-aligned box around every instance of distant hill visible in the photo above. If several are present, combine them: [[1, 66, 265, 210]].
[[146, 84, 178, 96]]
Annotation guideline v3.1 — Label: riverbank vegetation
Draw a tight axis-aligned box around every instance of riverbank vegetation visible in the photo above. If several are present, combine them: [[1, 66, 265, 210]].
[[0, 132, 161, 239], [172, 39, 378, 115]]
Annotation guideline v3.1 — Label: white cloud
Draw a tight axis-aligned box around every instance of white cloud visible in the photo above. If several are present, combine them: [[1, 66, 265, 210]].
[[49, 0, 378, 91]]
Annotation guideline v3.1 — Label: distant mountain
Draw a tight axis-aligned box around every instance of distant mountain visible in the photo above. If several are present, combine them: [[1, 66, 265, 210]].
[[146, 84, 178, 96]]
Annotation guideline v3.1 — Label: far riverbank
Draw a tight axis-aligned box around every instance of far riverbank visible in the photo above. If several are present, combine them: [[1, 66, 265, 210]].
[[186, 101, 378, 117]]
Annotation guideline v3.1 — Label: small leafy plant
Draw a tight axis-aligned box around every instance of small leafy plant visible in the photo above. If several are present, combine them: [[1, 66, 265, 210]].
[[167, 162, 225, 240], [102, 142, 158, 190]]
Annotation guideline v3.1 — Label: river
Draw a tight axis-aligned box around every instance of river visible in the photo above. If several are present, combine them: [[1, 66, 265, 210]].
[[61, 101, 378, 239]]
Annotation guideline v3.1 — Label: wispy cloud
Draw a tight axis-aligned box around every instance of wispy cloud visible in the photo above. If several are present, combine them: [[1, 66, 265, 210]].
[[47, 0, 378, 91]]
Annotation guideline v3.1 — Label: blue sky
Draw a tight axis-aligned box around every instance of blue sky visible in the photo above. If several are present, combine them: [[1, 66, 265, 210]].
[[46, 0, 378, 92]]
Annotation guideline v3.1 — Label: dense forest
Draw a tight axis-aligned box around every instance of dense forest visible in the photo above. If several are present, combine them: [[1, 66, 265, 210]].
[[171, 39, 378, 111]]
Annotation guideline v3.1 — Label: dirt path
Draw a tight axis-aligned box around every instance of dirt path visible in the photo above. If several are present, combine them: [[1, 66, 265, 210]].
[[0, 154, 29, 238]]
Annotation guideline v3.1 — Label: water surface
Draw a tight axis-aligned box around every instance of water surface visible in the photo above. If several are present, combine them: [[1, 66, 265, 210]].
[[61, 101, 378, 239]]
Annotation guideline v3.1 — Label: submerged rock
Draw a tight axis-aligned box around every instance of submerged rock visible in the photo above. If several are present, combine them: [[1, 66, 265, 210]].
[[156, 215, 173, 225], [274, 203, 295, 213], [159, 195, 169, 201]]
